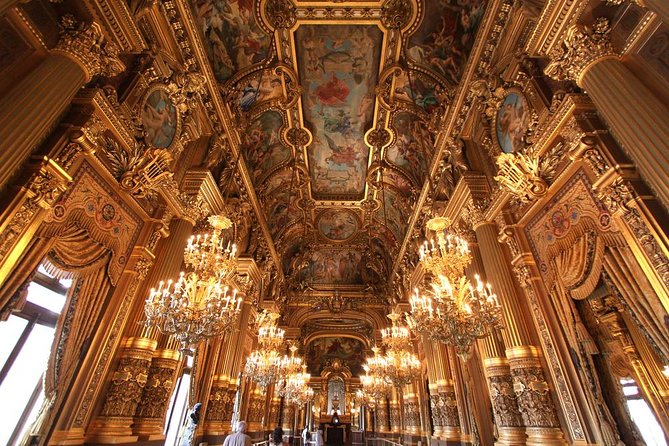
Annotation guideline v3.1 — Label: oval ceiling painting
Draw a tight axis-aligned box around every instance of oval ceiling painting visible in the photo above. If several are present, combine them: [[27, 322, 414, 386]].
[[142, 88, 178, 148], [317, 209, 358, 241], [495, 92, 529, 154]]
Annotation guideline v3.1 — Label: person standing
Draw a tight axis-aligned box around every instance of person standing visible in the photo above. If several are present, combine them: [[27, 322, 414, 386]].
[[223, 421, 252, 446], [301, 426, 309, 446]]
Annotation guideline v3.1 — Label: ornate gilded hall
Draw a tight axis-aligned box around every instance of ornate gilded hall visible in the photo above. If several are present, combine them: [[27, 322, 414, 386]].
[[1, 0, 669, 445]]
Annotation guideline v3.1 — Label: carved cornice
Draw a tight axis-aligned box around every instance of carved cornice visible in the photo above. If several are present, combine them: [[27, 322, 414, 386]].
[[82, 0, 147, 52], [524, 0, 591, 57]]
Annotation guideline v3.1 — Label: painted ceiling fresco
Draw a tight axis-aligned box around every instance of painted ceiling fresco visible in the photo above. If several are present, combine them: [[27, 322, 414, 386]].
[[407, 0, 486, 85], [193, 0, 271, 82], [295, 25, 383, 200], [194, 0, 490, 292], [305, 337, 366, 377]]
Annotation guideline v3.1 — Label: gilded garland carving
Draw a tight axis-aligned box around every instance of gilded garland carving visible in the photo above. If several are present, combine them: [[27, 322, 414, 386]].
[[486, 371, 523, 428], [404, 401, 420, 428], [544, 18, 617, 85], [510, 365, 560, 427], [135, 359, 178, 419], [53, 16, 125, 82], [100, 357, 151, 417], [206, 387, 236, 422], [440, 390, 461, 428]]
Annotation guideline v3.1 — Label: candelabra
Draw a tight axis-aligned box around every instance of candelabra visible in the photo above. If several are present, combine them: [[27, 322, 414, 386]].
[[409, 217, 502, 358], [244, 311, 286, 390], [144, 215, 241, 350], [282, 364, 314, 405]]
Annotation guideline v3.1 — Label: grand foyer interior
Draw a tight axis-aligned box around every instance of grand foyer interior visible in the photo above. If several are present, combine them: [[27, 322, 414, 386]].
[[2, 0, 669, 445]]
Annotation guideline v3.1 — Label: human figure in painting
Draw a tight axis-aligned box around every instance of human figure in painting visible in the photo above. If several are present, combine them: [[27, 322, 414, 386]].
[[223, 420, 253, 446]]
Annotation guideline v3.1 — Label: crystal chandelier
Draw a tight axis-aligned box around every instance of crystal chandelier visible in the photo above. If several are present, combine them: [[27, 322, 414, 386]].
[[282, 364, 314, 405], [409, 217, 502, 358], [144, 215, 242, 350], [244, 311, 286, 390], [380, 313, 421, 388]]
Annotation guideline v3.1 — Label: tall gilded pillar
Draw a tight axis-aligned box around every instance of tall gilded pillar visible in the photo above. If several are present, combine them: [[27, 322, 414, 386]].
[[132, 217, 194, 438], [467, 236, 525, 445], [470, 213, 565, 445], [435, 344, 462, 441], [545, 18, 669, 210], [0, 20, 123, 192], [389, 387, 401, 434]]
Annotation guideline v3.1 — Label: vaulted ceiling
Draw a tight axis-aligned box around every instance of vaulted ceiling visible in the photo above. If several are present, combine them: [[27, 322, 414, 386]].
[[191, 0, 488, 299]]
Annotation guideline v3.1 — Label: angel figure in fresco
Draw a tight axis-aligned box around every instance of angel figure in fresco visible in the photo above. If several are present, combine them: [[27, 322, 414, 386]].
[[324, 134, 359, 168]]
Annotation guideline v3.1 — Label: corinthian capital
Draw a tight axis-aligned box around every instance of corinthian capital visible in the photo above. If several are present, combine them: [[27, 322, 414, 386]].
[[52, 17, 125, 82], [544, 18, 618, 86]]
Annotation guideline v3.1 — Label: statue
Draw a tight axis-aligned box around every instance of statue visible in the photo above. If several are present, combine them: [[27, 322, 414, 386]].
[[180, 403, 202, 446]]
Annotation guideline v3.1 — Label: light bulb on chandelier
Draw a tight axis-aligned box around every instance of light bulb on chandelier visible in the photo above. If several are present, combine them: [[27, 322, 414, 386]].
[[408, 216, 503, 359], [144, 214, 242, 351]]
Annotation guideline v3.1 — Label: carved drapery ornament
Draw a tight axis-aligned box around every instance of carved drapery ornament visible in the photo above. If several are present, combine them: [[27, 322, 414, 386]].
[[544, 18, 617, 85], [52, 17, 125, 82]]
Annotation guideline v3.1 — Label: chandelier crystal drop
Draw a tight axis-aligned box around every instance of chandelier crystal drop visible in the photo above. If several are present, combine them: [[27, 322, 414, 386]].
[[360, 346, 391, 403], [409, 216, 502, 358], [244, 311, 286, 390], [144, 214, 241, 351]]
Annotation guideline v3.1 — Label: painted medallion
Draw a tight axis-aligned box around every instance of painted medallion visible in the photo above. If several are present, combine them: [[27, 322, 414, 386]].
[[142, 89, 178, 148], [317, 209, 359, 241], [495, 92, 529, 154]]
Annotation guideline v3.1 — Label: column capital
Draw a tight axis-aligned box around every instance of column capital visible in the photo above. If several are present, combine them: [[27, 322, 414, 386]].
[[52, 18, 125, 82], [545, 18, 618, 86]]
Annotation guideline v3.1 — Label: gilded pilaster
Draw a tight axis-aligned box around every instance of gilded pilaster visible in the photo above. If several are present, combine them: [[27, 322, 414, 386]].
[[0, 19, 123, 193], [545, 18, 669, 211]]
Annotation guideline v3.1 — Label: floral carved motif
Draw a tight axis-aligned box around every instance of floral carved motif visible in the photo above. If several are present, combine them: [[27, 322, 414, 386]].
[[545, 18, 617, 84], [510, 366, 560, 427], [265, 0, 297, 29], [53, 16, 125, 81], [488, 374, 523, 427], [100, 357, 151, 417], [135, 361, 178, 419]]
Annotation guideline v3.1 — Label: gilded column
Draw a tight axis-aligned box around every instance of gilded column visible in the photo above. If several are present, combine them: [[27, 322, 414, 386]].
[[0, 19, 123, 192], [467, 234, 525, 445], [470, 212, 565, 445], [389, 387, 401, 434], [132, 217, 193, 438], [435, 345, 462, 441], [403, 386, 421, 441], [545, 18, 669, 210], [133, 348, 182, 437]]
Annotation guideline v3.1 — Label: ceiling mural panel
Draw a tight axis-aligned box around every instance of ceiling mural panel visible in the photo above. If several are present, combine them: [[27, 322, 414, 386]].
[[295, 249, 366, 285], [317, 209, 359, 242], [241, 110, 290, 184], [386, 112, 432, 185], [295, 24, 383, 200], [193, 0, 272, 82], [407, 0, 486, 85], [305, 337, 366, 377], [376, 187, 410, 242]]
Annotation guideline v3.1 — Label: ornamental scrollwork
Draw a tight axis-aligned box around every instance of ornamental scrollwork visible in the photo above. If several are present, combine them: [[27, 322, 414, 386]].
[[100, 357, 151, 417], [53, 15, 125, 81], [545, 18, 617, 84], [510, 366, 560, 427], [488, 374, 523, 427]]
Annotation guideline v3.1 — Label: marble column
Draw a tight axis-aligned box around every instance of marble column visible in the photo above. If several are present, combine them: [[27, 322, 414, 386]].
[[545, 18, 669, 210], [473, 218, 565, 445], [0, 20, 124, 192]]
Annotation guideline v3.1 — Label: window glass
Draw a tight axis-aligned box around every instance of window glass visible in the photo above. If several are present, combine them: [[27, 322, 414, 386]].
[[620, 378, 667, 446], [0, 315, 28, 369], [0, 324, 54, 445], [165, 372, 191, 446], [26, 282, 67, 315]]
